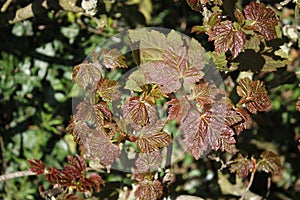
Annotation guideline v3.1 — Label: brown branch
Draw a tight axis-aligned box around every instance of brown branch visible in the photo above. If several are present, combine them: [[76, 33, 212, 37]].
[[1, 0, 13, 12], [0, 170, 36, 182], [239, 170, 256, 200]]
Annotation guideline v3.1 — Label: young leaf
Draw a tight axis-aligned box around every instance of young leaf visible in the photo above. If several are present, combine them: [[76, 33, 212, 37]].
[[244, 2, 278, 41], [209, 21, 246, 58], [234, 8, 245, 25], [189, 82, 216, 108], [27, 159, 45, 175], [136, 131, 172, 153], [72, 62, 102, 91], [135, 179, 163, 200], [99, 48, 127, 69], [236, 77, 271, 114], [66, 116, 90, 145], [166, 98, 190, 122], [230, 153, 255, 178], [96, 78, 121, 102], [135, 151, 163, 172], [122, 96, 157, 129], [258, 151, 281, 174], [233, 107, 251, 135]]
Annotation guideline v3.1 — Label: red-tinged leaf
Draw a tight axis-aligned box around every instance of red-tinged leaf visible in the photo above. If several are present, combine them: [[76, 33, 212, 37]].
[[191, 25, 205, 34], [136, 131, 172, 153], [209, 21, 246, 58], [258, 151, 281, 174], [230, 153, 255, 178], [99, 48, 127, 69], [135, 151, 163, 172], [66, 116, 90, 145], [296, 97, 300, 112], [189, 83, 216, 108], [72, 62, 102, 91], [83, 128, 120, 166], [236, 77, 271, 114], [27, 159, 45, 174], [185, 0, 205, 12], [123, 96, 157, 128], [45, 167, 60, 185], [135, 179, 163, 200], [234, 8, 245, 25], [87, 174, 105, 192], [233, 107, 251, 135], [66, 154, 87, 177], [97, 78, 121, 102], [166, 98, 190, 122], [244, 2, 278, 41]]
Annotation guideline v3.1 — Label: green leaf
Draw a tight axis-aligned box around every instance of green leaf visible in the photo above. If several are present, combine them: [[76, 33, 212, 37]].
[[258, 151, 281, 174], [261, 55, 289, 72]]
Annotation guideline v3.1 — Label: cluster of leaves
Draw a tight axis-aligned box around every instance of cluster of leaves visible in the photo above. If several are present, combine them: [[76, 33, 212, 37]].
[[28, 155, 104, 199]]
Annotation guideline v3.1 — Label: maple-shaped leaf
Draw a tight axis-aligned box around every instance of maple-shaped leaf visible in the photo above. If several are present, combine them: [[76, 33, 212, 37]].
[[209, 21, 246, 58], [96, 78, 121, 102], [122, 96, 157, 129], [258, 151, 281, 174], [236, 77, 271, 114], [125, 68, 148, 92], [230, 153, 255, 178], [136, 131, 172, 153], [261, 54, 289, 72], [135, 179, 163, 200], [296, 97, 300, 112], [166, 97, 190, 122], [27, 159, 45, 174], [233, 107, 251, 135], [244, 2, 278, 41], [83, 128, 120, 166], [188, 83, 216, 108], [72, 62, 102, 91], [66, 116, 90, 145], [135, 151, 163, 172], [98, 48, 127, 69]]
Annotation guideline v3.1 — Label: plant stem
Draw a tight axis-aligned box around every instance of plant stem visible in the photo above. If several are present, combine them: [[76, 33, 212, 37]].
[[239, 170, 256, 200], [0, 170, 36, 182]]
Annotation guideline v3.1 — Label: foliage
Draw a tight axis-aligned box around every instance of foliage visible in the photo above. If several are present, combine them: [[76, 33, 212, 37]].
[[1, 0, 300, 200]]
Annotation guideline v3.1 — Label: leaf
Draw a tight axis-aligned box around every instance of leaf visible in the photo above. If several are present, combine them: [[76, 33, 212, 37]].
[[27, 159, 45, 174], [244, 2, 278, 41], [236, 77, 271, 113], [230, 153, 255, 178], [233, 107, 251, 135], [209, 21, 246, 58], [189, 83, 216, 107], [72, 62, 102, 91], [125, 68, 148, 92], [99, 48, 127, 69], [66, 116, 90, 145], [136, 131, 172, 153], [185, 0, 205, 12], [96, 78, 120, 102], [135, 151, 163, 172], [166, 98, 190, 122], [296, 97, 300, 112], [122, 96, 157, 129], [258, 151, 281, 174], [261, 54, 289, 72], [234, 8, 245, 25], [187, 38, 207, 71], [83, 128, 120, 166], [135, 179, 163, 200]]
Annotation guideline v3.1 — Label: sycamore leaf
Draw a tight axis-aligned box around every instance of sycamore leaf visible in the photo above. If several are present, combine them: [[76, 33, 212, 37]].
[[135, 179, 163, 200], [261, 55, 289, 72], [166, 98, 190, 122], [99, 48, 127, 69], [185, 0, 205, 12], [209, 21, 246, 58], [135, 151, 163, 172], [125, 68, 148, 92], [136, 131, 172, 153], [189, 83, 216, 107], [72, 62, 102, 91], [187, 38, 207, 71], [234, 9, 245, 25], [244, 2, 278, 41], [233, 107, 251, 135], [66, 116, 90, 145], [236, 77, 271, 113], [84, 128, 120, 166], [122, 96, 157, 129], [97, 78, 121, 102], [230, 153, 255, 178], [258, 151, 281, 174]]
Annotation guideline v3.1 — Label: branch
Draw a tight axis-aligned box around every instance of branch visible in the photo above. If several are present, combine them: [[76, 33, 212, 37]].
[[0, 170, 36, 182], [239, 170, 256, 200]]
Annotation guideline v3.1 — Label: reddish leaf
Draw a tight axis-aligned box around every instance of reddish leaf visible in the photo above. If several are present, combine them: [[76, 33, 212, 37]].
[[66, 154, 87, 177], [166, 98, 190, 122], [123, 96, 157, 128], [83, 128, 120, 166], [258, 151, 281, 174], [234, 8, 245, 25], [96, 78, 121, 102], [135, 151, 163, 172], [135, 179, 163, 200], [72, 62, 102, 91], [87, 174, 105, 192], [236, 77, 271, 114], [99, 48, 127, 69], [233, 107, 251, 135], [45, 167, 60, 185], [27, 159, 45, 174], [136, 131, 172, 153], [185, 0, 205, 12], [189, 83, 216, 108], [66, 116, 90, 145], [209, 21, 246, 58], [244, 2, 278, 41], [230, 153, 255, 178]]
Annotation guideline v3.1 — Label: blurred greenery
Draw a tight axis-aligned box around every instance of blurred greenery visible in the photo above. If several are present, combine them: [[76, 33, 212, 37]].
[[0, 0, 299, 199]]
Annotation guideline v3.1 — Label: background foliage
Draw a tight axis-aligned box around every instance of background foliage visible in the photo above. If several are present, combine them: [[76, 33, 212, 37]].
[[0, 0, 300, 199]]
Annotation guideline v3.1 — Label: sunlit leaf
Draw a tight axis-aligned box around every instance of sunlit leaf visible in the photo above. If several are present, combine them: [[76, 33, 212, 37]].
[[236, 77, 271, 113], [230, 153, 255, 178], [66, 116, 90, 145], [261, 54, 289, 72], [166, 98, 190, 122], [96, 78, 120, 102], [233, 107, 251, 135], [258, 151, 281, 174], [209, 21, 246, 58], [136, 131, 172, 153], [135, 178, 163, 200], [99, 48, 127, 69], [244, 2, 278, 41], [135, 151, 163, 172]]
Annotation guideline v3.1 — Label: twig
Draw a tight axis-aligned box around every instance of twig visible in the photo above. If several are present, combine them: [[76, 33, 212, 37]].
[[0, 170, 36, 182], [1, 0, 13, 12], [239, 170, 256, 200], [263, 175, 272, 199]]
